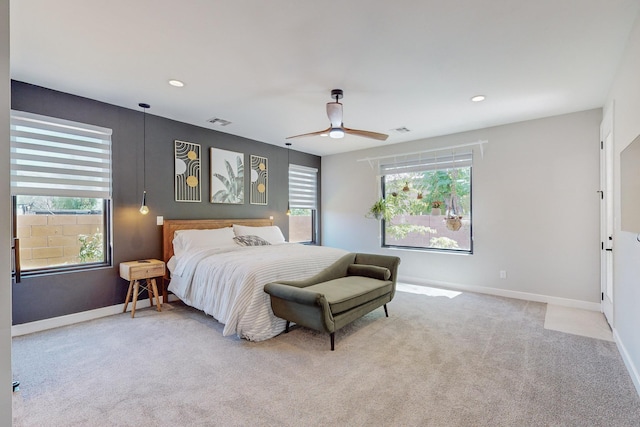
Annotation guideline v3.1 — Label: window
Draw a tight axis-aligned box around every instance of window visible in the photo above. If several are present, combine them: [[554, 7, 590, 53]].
[[10, 110, 112, 273], [380, 151, 472, 253], [288, 164, 318, 243]]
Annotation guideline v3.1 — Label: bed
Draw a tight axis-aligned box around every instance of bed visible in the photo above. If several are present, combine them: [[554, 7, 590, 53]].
[[162, 218, 349, 341]]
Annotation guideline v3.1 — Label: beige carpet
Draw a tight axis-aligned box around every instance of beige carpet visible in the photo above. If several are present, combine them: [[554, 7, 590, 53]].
[[12, 285, 640, 426]]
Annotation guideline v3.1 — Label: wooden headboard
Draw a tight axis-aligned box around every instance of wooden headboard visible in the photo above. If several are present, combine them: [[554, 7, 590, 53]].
[[162, 218, 274, 265]]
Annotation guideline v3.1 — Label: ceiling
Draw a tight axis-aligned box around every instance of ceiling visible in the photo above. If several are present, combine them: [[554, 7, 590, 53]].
[[9, 0, 640, 156]]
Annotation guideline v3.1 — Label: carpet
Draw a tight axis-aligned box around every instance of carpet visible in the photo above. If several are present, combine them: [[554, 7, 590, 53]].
[[12, 285, 640, 426]]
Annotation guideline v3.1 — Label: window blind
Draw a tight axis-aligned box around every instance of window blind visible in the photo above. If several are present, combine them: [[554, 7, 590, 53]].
[[10, 110, 113, 198], [379, 151, 472, 175], [289, 164, 317, 209]]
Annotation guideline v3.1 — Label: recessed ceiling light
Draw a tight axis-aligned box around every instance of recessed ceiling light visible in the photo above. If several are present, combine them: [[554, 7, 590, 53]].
[[168, 79, 185, 87], [471, 95, 486, 102]]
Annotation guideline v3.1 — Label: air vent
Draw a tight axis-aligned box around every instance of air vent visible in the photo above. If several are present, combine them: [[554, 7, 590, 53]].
[[207, 117, 232, 126], [393, 127, 411, 133]]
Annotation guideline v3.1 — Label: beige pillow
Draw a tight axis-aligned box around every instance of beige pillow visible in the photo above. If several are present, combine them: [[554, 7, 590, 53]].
[[173, 227, 236, 257], [232, 224, 286, 244]]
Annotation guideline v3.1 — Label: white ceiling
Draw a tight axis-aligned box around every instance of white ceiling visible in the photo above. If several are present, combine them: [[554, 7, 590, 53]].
[[9, 0, 640, 156]]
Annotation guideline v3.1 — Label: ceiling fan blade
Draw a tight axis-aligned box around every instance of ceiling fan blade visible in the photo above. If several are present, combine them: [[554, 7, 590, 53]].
[[286, 127, 332, 139], [290, 90, 386, 141], [326, 102, 343, 128], [343, 127, 389, 141]]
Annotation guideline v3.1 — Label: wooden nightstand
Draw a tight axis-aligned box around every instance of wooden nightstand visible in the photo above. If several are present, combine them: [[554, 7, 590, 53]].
[[119, 259, 165, 318]]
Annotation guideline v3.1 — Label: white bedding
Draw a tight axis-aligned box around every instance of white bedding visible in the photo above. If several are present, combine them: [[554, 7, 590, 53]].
[[167, 243, 349, 341]]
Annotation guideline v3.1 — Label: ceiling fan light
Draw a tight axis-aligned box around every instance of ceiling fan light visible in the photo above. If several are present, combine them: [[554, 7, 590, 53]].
[[329, 128, 344, 139]]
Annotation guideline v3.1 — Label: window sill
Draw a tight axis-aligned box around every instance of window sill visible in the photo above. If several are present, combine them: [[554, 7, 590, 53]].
[[18, 262, 113, 279], [383, 245, 473, 255]]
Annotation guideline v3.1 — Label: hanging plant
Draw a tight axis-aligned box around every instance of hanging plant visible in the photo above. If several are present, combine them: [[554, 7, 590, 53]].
[[444, 167, 463, 230], [445, 216, 463, 231], [366, 198, 388, 221]]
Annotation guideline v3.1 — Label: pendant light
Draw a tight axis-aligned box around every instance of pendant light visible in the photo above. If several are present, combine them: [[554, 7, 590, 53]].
[[286, 142, 291, 216], [139, 103, 150, 215]]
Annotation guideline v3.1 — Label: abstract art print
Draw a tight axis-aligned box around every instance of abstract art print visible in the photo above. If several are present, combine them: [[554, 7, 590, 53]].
[[174, 140, 201, 202], [210, 147, 244, 204], [250, 155, 268, 205]]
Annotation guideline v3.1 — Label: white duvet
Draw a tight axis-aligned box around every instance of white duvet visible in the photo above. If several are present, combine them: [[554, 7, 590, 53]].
[[167, 243, 349, 341]]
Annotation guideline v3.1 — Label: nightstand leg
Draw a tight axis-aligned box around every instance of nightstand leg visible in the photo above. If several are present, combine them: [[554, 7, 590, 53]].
[[131, 280, 140, 318], [146, 279, 155, 309], [161, 277, 167, 305], [123, 280, 134, 314], [150, 278, 162, 312]]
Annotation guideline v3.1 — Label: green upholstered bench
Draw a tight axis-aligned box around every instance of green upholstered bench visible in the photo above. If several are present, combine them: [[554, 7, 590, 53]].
[[264, 253, 401, 350]]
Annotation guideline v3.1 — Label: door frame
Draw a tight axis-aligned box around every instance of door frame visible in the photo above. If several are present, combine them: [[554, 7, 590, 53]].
[[600, 104, 614, 328]]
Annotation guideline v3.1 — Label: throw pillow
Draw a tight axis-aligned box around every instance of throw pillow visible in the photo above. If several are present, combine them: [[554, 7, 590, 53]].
[[233, 235, 272, 247]]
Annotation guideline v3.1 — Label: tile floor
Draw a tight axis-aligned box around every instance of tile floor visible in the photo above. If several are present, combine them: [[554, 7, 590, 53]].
[[544, 304, 613, 341]]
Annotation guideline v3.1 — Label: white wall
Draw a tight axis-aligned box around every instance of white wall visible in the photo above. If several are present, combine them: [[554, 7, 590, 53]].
[[0, 0, 11, 422], [605, 12, 640, 394], [323, 109, 602, 307]]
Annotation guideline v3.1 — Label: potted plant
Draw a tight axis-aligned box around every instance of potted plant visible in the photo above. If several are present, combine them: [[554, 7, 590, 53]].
[[430, 200, 442, 216], [445, 215, 463, 231], [366, 198, 388, 221], [444, 197, 463, 230]]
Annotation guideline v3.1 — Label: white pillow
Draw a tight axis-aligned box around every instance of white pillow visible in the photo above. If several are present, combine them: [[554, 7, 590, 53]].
[[173, 227, 237, 258], [232, 224, 286, 245]]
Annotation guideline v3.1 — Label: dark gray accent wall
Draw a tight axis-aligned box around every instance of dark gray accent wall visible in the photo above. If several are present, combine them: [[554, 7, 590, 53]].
[[11, 81, 321, 325]]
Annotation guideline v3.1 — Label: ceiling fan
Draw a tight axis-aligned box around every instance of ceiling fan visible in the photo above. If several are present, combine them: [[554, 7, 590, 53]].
[[287, 89, 388, 141]]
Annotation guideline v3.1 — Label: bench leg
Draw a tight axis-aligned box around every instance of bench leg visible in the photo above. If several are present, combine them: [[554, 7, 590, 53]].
[[330, 332, 335, 351], [384, 304, 389, 317]]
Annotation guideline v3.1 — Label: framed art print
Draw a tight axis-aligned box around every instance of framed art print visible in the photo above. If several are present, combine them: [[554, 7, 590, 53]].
[[210, 147, 244, 204], [250, 155, 268, 205], [174, 140, 201, 202]]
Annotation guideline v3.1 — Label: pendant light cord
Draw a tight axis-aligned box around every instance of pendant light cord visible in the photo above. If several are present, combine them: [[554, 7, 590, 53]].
[[142, 106, 146, 190], [138, 103, 150, 215], [143, 110, 145, 190], [138, 103, 150, 190]]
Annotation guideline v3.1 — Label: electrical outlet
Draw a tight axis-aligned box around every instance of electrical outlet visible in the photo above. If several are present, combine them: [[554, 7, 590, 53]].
[[156, 216, 163, 226], [499, 270, 507, 279]]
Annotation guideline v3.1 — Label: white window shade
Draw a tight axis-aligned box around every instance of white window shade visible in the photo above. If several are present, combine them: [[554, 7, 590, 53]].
[[10, 110, 113, 198], [289, 164, 317, 209], [380, 151, 473, 175]]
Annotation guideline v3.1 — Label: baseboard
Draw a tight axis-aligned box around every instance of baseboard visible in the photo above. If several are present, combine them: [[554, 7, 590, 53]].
[[613, 328, 640, 397], [398, 275, 601, 311], [14, 279, 598, 337], [11, 295, 180, 337]]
